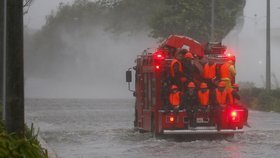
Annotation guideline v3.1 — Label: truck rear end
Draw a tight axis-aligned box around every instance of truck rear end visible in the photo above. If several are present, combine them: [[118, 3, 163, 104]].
[[126, 35, 248, 137]]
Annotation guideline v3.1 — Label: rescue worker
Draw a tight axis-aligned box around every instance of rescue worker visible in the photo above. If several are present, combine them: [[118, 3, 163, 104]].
[[198, 82, 211, 121], [228, 84, 249, 126], [220, 60, 236, 88], [198, 82, 210, 108], [203, 60, 217, 89], [231, 84, 241, 102], [169, 85, 182, 109], [214, 81, 231, 106], [183, 52, 203, 84], [182, 82, 198, 127], [182, 52, 195, 81], [214, 81, 231, 129], [226, 83, 240, 105], [170, 50, 184, 87]]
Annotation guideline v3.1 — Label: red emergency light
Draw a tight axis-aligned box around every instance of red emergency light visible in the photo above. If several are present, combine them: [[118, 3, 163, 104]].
[[157, 54, 162, 58], [169, 116, 174, 122], [155, 65, 160, 69], [153, 51, 165, 60], [226, 53, 232, 57]]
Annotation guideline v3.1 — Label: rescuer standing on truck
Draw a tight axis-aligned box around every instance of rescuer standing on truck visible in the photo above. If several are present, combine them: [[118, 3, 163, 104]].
[[170, 50, 184, 88], [220, 60, 236, 88], [183, 51, 203, 85], [214, 81, 231, 106], [227, 83, 240, 105], [203, 60, 217, 89], [183, 82, 198, 127], [169, 85, 182, 109], [182, 51, 195, 81], [214, 81, 232, 129], [228, 84, 249, 126]]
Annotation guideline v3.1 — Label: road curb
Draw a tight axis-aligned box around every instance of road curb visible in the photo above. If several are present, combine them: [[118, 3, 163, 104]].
[[38, 136, 57, 158]]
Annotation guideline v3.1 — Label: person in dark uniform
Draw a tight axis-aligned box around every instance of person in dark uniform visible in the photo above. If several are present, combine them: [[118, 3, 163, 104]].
[[182, 82, 198, 127], [170, 51, 185, 88]]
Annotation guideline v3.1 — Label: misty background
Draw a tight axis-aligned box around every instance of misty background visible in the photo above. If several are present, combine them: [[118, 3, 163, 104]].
[[24, 0, 280, 99]]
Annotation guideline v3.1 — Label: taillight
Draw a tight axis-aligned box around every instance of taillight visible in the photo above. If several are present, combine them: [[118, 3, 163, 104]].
[[155, 65, 160, 70], [167, 116, 175, 123], [169, 116, 174, 122], [231, 111, 237, 117], [230, 111, 239, 122]]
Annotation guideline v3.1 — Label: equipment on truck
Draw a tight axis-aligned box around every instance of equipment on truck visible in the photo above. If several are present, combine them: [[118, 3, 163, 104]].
[[126, 35, 247, 136]]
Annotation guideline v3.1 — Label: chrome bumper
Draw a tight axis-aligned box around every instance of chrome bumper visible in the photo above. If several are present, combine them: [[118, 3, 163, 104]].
[[163, 127, 244, 135]]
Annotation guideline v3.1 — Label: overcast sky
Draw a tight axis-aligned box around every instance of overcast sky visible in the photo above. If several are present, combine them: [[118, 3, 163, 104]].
[[224, 0, 280, 87]]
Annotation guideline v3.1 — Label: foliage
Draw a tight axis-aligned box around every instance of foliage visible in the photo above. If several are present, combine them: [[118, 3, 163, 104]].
[[238, 81, 255, 89], [149, 0, 245, 42], [25, 0, 245, 77], [0, 119, 48, 157], [38, 0, 245, 41], [240, 88, 280, 112]]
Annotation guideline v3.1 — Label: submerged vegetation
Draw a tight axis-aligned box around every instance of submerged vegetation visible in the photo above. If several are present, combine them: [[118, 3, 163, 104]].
[[0, 103, 48, 158], [238, 81, 280, 112], [0, 122, 48, 158], [240, 88, 280, 112]]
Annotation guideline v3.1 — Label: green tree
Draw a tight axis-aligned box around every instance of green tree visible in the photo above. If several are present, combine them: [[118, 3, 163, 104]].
[[149, 0, 245, 42], [25, 0, 246, 77]]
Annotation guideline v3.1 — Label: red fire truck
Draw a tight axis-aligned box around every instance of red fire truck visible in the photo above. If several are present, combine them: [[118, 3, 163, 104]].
[[126, 35, 247, 136]]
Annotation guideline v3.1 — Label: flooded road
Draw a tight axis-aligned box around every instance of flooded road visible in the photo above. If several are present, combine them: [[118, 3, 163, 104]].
[[25, 99, 280, 158]]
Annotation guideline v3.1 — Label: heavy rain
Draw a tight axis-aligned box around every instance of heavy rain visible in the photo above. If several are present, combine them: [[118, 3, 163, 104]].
[[1, 0, 280, 158]]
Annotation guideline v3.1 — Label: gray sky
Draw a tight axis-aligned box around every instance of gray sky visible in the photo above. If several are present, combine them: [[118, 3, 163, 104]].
[[224, 0, 280, 87]]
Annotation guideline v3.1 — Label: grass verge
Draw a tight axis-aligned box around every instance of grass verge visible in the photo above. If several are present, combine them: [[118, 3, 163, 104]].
[[0, 103, 48, 158], [240, 88, 280, 112]]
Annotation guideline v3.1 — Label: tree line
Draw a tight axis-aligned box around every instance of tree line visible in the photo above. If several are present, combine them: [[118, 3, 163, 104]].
[[24, 0, 245, 78]]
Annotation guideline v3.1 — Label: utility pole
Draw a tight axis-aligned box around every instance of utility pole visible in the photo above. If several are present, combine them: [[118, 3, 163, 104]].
[[1, 0, 7, 120], [210, 0, 215, 41], [0, 0, 4, 107], [5, 0, 25, 136], [266, 0, 271, 90]]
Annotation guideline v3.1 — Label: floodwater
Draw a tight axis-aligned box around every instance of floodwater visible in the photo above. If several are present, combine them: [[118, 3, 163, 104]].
[[25, 99, 280, 158]]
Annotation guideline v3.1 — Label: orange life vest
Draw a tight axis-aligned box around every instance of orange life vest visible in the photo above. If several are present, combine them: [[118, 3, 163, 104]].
[[203, 63, 216, 79], [198, 90, 210, 106], [215, 89, 228, 105], [220, 62, 231, 79], [226, 88, 234, 105], [170, 59, 183, 78], [169, 92, 181, 106]]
